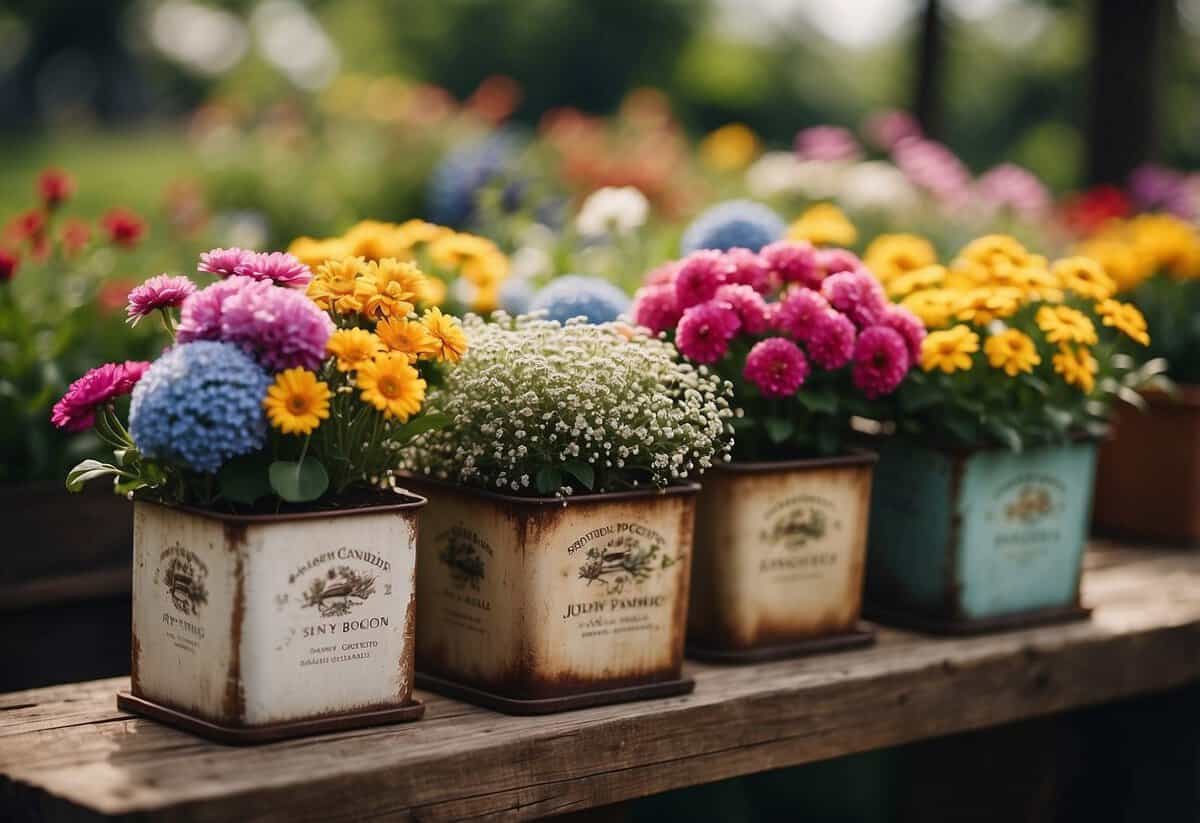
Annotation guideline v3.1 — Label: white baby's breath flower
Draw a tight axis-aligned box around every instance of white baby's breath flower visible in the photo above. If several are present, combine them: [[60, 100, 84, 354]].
[[575, 186, 650, 238]]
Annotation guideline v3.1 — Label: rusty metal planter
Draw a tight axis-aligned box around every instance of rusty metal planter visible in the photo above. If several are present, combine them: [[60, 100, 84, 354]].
[[686, 453, 877, 662], [121, 497, 426, 744], [1094, 387, 1200, 544], [865, 440, 1096, 635], [405, 478, 697, 714]]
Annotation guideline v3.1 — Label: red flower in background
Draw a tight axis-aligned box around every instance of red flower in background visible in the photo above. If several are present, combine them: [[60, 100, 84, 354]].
[[101, 208, 145, 248], [5, 209, 46, 244], [465, 75, 521, 125], [37, 168, 75, 209], [0, 248, 18, 282], [60, 218, 92, 256], [1060, 185, 1131, 237], [97, 278, 137, 315]]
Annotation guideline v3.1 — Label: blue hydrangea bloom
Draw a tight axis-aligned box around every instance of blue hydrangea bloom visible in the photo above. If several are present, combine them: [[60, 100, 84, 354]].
[[499, 277, 537, 316], [129, 341, 271, 474], [529, 275, 631, 324], [427, 132, 522, 227], [680, 199, 786, 254]]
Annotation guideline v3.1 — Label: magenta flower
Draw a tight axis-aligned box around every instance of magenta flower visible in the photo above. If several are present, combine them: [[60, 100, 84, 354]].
[[892, 137, 971, 205], [674, 250, 732, 310], [852, 326, 909, 399], [722, 248, 771, 294], [644, 261, 680, 286], [975, 164, 1052, 221], [775, 288, 831, 342], [675, 300, 741, 364], [863, 109, 922, 151], [761, 240, 820, 289], [125, 274, 196, 325], [878, 305, 926, 362], [236, 251, 313, 289], [795, 126, 862, 163], [821, 269, 886, 329], [198, 247, 253, 278], [807, 310, 857, 370], [715, 284, 771, 335], [177, 277, 334, 371], [816, 248, 862, 278], [631, 282, 682, 334], [51, 360, 150, 432], [744, 337, 809, 398]]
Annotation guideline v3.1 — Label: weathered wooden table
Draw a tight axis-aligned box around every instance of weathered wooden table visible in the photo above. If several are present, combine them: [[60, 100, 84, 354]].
[[2, 542, 1198, 822]]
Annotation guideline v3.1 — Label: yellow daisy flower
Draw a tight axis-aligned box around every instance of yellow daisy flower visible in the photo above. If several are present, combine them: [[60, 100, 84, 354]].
[[957, 234, 1034, 270], [984, 329, 1041, 376], [1074, 236, 1152, 293], [1052, 256, 1116, 301], [901, 288, 958, 329], [358, 258, 427, 320], [1036, 305, 1098, 346], [1095, 299, 1150, 346], [887, 265, 947, 299], [787, 203, 857, 247], [288, 236, 353, 268], [263, 368, 331, 435], [699, 123, 761, 172], [864, 234, 938, 284], [343, 220, 410, 262], [308, 257, 368, 314], [954, 287, 1023, 325], [423, 275, 448, 307], [356, 352, 427, 421], [376, 317, 439, 361], [420, 307, 470, 363], [1052, 345, 1098, 393], [326, 328, 384, 372], [920, 325, 980, 374], [396, 219, 452, 249]]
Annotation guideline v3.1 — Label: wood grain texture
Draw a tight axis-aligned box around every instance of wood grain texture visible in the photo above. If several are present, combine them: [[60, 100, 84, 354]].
[[2, 544, 1199, 823]]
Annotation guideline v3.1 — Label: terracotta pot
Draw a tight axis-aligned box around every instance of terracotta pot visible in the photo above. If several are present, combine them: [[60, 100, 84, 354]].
[[865, 439, 1097, 634], [406, 478, 697, 714], [121, 497, 426, 743], [686, 453, 877, 662], [1094, 388, 1200, 544]]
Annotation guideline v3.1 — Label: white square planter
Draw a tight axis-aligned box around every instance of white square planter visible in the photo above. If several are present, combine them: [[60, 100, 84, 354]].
[[121, 496, 426, 743]]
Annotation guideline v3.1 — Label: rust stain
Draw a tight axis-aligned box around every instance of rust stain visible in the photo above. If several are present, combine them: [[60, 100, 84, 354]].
[[222, 545, 246, 723], [129, 630, 142, 695], [399, 546, 417, 703]]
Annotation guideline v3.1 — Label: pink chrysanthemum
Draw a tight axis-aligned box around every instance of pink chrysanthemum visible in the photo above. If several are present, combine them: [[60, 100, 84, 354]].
[[631, 282, 682, 334], [761, 240, 821, 289], [51, 360, 151, 432], [852, 326, 909, 399], [878, 304, 926, 361], [198, 247, 253, 278], [744, 337, 809, 398], [806, 310, 857, 370], [816, 248, 862, 277], [775, 287, 831, 342], [674, 250, 732, 310], [821, 269, 886, 328], [125, 274, 196, 325], [644, 261, 681, 286], [794, 126, 862, 163], [722, 248, 771, 294], [235, 251, 313, 289], [715, 284, 771, 335], [177, 277, 334, 371], [675, 300, 741, 364]]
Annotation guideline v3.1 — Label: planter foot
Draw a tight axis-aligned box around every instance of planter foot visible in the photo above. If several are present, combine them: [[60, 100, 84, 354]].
[[414, 673, 694, 715], [686, 624, 876, 664], [116, 692, 425, 745], [863, 603, 1092, 636]]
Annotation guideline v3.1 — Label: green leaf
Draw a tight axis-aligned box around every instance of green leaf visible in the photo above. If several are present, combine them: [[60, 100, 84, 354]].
[[898, 380, 943, 413], [764, 417, 794, 444], [536, 466, 563, 495], [561, 460, 595, 490], [219, 454, 273, 505], [269, 458, 329, 503], [796, 388, 837, 415], [984, 420, 1023, 453], [392, 413, 452, 443], [66, 459, 120, 493]]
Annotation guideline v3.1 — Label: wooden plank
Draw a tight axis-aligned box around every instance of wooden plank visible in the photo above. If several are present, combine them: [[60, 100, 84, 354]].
[[2, 544, 1199, 822]]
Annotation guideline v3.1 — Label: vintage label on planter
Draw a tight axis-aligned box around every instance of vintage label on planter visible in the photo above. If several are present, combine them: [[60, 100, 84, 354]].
[[132, 503, 417, 726], [416, 488, 693, 695], [690, 463, 872, 649]]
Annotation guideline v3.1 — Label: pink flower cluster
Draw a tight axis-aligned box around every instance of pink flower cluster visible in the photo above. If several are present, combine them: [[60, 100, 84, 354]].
[[125, 274, 196, 324], [51, 361, 150, 432], [891, 136, 972, 207], [631, 242, 924, 400], [198, 247, 312, 289], [176, 276, 334, 371]]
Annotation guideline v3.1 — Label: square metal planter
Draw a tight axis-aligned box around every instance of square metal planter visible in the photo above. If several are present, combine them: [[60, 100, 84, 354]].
[[865, 440, 1097, 634], [405, 478, 697, 714], [121, 496, 426, 744], [686, 453, 877, 662], [1094, 388, 1200, 544]]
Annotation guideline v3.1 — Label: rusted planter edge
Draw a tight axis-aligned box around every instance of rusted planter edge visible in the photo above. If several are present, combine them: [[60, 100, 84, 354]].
[[134, 492, 427, 524], [711, 448, 879, 475], [397, 472, 700, 507]]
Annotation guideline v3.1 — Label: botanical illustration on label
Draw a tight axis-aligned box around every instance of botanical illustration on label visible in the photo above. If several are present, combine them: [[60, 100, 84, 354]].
[[573, 523, 678, 596], [158, 543, 209, 616], [301, 566, 376, 617], [987, 474, 1066, 561], [756, 495, 842, 580], [439, 526, 487, 591]]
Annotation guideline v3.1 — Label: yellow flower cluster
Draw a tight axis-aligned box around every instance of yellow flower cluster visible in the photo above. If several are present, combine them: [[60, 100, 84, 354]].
[[289, 219, 510, 312], [788, 203, 857, 247], [1075, 214, 1200, 292], [699, 123, 761, 172], [901, 234, 1149, 394]]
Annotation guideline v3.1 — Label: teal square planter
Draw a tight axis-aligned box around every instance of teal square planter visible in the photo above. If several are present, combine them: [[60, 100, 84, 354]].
[[865, 439, 1097, 633]]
